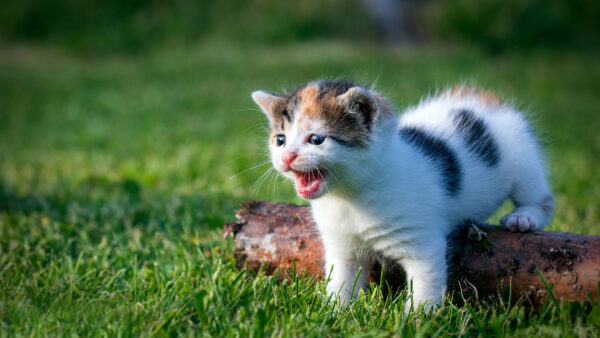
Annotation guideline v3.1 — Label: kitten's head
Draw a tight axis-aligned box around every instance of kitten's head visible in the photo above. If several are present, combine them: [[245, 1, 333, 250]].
[[252, 80, 388, 200]]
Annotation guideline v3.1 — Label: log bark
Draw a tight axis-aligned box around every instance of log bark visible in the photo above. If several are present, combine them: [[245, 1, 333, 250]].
[[224, 201, 600, 306]]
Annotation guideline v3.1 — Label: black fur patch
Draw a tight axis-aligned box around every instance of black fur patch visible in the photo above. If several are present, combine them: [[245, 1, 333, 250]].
[[281, 109, 290, 122], [329, 135, 362, 148], [270, 88, 301, 131], [317, 80, 356, 99], [453, 110, 499, 166], [399, 127, 462, 195]]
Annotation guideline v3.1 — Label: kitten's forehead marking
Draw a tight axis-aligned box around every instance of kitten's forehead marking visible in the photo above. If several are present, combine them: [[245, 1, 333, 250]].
[[298, 85, 323, 120], [297, 83, 346, 125]]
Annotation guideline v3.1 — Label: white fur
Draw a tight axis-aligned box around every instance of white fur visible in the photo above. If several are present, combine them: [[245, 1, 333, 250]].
[[256, 89, 554, 311]]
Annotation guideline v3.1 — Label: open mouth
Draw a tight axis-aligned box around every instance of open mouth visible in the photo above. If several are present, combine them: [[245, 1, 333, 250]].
[[293, 168, 327, 199]]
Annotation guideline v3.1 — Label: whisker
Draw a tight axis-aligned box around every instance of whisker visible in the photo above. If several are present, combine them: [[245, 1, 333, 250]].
[[320, 161, 347, 195], [275, 173, 284, 197], [271, 171, 279, 200], [252, 167, 274, 194], [316, 167, 329, 194], [228, 160, 272, 181], [267, 169, 278, 199]]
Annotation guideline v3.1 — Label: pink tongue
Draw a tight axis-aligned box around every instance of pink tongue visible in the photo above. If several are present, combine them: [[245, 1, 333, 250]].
[[295, 169, 324, 197]]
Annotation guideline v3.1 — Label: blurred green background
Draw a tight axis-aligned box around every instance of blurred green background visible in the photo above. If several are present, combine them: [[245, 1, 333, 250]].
[[1, 0, 599, 53], [1, 0, 600, 335]]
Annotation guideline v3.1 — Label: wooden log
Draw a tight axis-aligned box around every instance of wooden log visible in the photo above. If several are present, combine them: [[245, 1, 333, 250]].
[[224, 200, 600, 306]]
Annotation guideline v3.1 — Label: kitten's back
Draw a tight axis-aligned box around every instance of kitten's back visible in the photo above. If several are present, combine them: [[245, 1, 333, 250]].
[[397, 86, 542, 223]]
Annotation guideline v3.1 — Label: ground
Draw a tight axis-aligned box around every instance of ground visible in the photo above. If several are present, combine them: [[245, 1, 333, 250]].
[[1, 41, 599, 335]]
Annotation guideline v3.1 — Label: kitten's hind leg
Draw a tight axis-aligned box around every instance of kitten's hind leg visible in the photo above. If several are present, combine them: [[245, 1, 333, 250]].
[[501, 159, 554, 232]]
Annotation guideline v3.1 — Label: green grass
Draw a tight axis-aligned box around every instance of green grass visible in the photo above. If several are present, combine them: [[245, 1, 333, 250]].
[[1, 41, 599, 335]]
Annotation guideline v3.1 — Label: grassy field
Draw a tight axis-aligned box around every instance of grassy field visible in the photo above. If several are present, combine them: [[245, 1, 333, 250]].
[[1, 41, 599, 335]]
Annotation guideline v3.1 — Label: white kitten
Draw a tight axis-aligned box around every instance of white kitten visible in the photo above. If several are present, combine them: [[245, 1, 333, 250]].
[[252, 81, 554, 310]]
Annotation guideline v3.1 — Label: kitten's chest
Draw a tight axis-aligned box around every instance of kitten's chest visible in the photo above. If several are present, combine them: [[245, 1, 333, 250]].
[[311, 197, 387, 236]]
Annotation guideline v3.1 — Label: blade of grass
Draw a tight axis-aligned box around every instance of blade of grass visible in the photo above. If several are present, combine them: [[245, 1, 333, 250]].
[[537, 268, 559, 309]]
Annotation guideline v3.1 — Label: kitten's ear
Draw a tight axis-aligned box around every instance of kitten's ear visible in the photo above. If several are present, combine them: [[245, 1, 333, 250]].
[[337, 86, 378, 130], [252, 90, 282, 125]]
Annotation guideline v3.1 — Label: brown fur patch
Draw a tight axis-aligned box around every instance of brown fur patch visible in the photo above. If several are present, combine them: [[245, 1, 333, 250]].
[[445, 85, 501, 106], [298, 85, 321, 119]]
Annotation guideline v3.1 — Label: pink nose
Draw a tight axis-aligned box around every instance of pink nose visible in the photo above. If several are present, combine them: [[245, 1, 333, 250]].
[[282, 151, 298, 168]]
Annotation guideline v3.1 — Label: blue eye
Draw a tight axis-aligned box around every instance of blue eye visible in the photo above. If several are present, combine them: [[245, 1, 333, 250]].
[[309, 134, 326, 145], [276, 135, 286, 146]]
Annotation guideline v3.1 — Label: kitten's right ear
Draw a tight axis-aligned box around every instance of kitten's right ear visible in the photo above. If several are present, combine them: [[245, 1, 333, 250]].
[[337, 86, 378, 130], [252, 90, 281, 125]]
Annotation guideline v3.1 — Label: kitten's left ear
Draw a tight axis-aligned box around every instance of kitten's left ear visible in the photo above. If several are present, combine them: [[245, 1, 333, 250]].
[[337, 87, 378, 130], [252, 90, 282, 125]]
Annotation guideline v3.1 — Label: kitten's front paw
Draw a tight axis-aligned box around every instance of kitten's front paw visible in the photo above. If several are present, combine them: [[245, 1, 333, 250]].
[[500, 210, 539, 232]]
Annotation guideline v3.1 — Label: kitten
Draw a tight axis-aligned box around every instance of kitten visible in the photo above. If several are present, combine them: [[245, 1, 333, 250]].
[[251, 80, 554, 310]]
